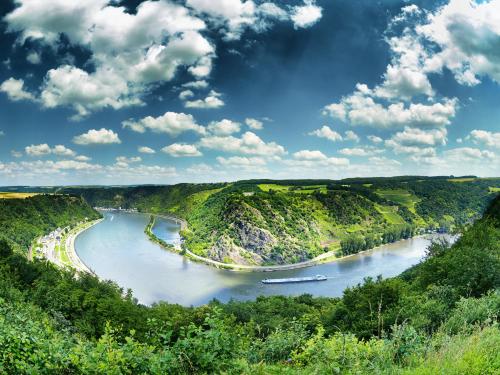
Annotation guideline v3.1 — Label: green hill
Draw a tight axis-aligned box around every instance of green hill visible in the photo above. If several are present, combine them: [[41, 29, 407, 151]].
[[60, 176, 500, 266]]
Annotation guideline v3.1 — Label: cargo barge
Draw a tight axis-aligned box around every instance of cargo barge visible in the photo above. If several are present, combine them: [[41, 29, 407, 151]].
[[262, 274, 327, 284]]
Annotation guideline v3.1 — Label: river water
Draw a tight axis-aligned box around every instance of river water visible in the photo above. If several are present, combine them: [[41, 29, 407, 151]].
[[75, 210, 452, 306]]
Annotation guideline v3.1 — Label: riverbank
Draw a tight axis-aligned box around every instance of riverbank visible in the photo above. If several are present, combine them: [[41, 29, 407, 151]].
[[65, 218, 104, 274], [146, 212, 433, 272]]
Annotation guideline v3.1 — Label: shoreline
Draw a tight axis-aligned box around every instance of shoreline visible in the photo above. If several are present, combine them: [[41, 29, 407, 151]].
[[65, 218, 104, 275], [145, 211, 436, 273]]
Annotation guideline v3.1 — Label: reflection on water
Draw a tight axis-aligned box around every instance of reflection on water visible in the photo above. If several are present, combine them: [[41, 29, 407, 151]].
[[75, 210, 453, 306]]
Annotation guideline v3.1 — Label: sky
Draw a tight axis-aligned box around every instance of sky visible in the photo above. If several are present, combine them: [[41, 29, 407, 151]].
[[0, 0, 499, 185]]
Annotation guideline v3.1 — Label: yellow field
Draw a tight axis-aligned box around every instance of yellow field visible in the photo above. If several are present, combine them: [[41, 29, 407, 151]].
[[489, 187, 500, 193], [0, 192, 39, 199]]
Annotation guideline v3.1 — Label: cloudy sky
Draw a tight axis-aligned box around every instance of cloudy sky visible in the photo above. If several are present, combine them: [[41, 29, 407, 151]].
[[0, 0, 499, 185]]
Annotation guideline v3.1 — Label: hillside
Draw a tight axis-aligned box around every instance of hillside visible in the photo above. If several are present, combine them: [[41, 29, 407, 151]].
[[0, 193, 498, 373], [61, 176, 500, 266], [0, 194, 101, 253]]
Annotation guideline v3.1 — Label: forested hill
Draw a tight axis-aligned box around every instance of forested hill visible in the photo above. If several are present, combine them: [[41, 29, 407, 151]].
[[0, 194, 498, 373], [60, 176, 500, 266], [0, 194, 100, 252]]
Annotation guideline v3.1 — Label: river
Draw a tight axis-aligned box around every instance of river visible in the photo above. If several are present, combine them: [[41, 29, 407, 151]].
[[75, 210, 453, 306]]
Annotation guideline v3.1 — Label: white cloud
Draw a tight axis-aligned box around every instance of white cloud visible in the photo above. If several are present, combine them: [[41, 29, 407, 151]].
[[208, 119, 241, 135], [416, 0, 500, 86], [0, 78, 35, 101], [184, 90, 225, 109], [324, 87, 458, 129], [339, 147, 384, 156], [199, 131, 286, 157], [25, 144, 76, 157], [52, 145, 76, 157], [186, 0, 257, 40], [162, 143, 202, 157], [72, 128, 121, 145], [138, 146, 156, 154], [285, 151, 350, 168], [444, 147, 496, 162], [116, 156, 142, 164], [245, 118, 263, 130], [309, 125, 342, 142], [293, 149, 327, 161], [5, 0, 214, 118], [217, 155, 266, 166], [367, 135, 383, 144], [123, 112, 205, 136], [387, 127, 447, 148], [467, 129, 500, 149], [75, 155, 91, 161], [25, 144, 51, 157], [291, 0, 322, 29], [11, 150, 23, 158], [368, 156, 401, 167], [182, 80, 209, 89], [179, 89, 194, 100], [344, 130, 360, 142], [26, 51, 41, 64]]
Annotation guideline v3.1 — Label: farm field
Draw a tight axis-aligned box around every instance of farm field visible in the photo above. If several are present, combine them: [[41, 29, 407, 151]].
[[0, 192, 39, 199]]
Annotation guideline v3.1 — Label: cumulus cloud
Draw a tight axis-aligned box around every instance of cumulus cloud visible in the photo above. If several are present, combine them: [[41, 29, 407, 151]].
[[387, 127, 447, 148], [72, 128, 121, 145], [286, 149, 349, 167], [52, 145, 76, 157], [182, 80, 209, 89], [25, 144, 51, 157], [25, 144, 76, 157], [309, 125, 342, 142], [367, 135, 383, 144], [217, 155, 266, 167], [291, 0, 323, 29], [184, 90, 225, 109], [162, 143, 202, 157], [444, 147, 496, 162], [467, 129, 500, 149], [26, 51, 41, 64], [324, 87, 458, 129], [245, 118, 263, 130], [179, 89, 194, 100], [5, 0, 213, 118], [344, 130, 360, 142], [207, 119, 241, 135], [123, 112, 205, 136], [138, 146, 156, 154], [0, 78, 35, 101], [199, 131, 286, 157], [339, 147, 384, 156]]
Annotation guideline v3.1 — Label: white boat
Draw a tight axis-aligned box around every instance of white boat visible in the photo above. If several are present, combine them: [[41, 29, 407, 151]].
[[262, 274, 327, 284]]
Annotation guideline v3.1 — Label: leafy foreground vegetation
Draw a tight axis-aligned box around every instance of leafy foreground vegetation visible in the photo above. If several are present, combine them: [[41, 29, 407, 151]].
[[60, 176, 500, 265], [0, 193, 498, 373]]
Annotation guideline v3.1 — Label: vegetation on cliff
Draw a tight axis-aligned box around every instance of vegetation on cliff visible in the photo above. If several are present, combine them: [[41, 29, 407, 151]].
[[0, 193, 498, 373]]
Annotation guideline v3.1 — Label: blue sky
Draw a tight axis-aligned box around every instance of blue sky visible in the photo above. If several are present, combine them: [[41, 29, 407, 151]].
[[0, 0, 499, 185]]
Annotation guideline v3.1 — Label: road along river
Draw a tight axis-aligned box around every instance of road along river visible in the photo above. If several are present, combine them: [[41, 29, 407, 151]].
[[75, 210, 454, 306]]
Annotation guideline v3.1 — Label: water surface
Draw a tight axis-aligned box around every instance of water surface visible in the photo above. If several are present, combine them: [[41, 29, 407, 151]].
[[76, 210, 452, 306]]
